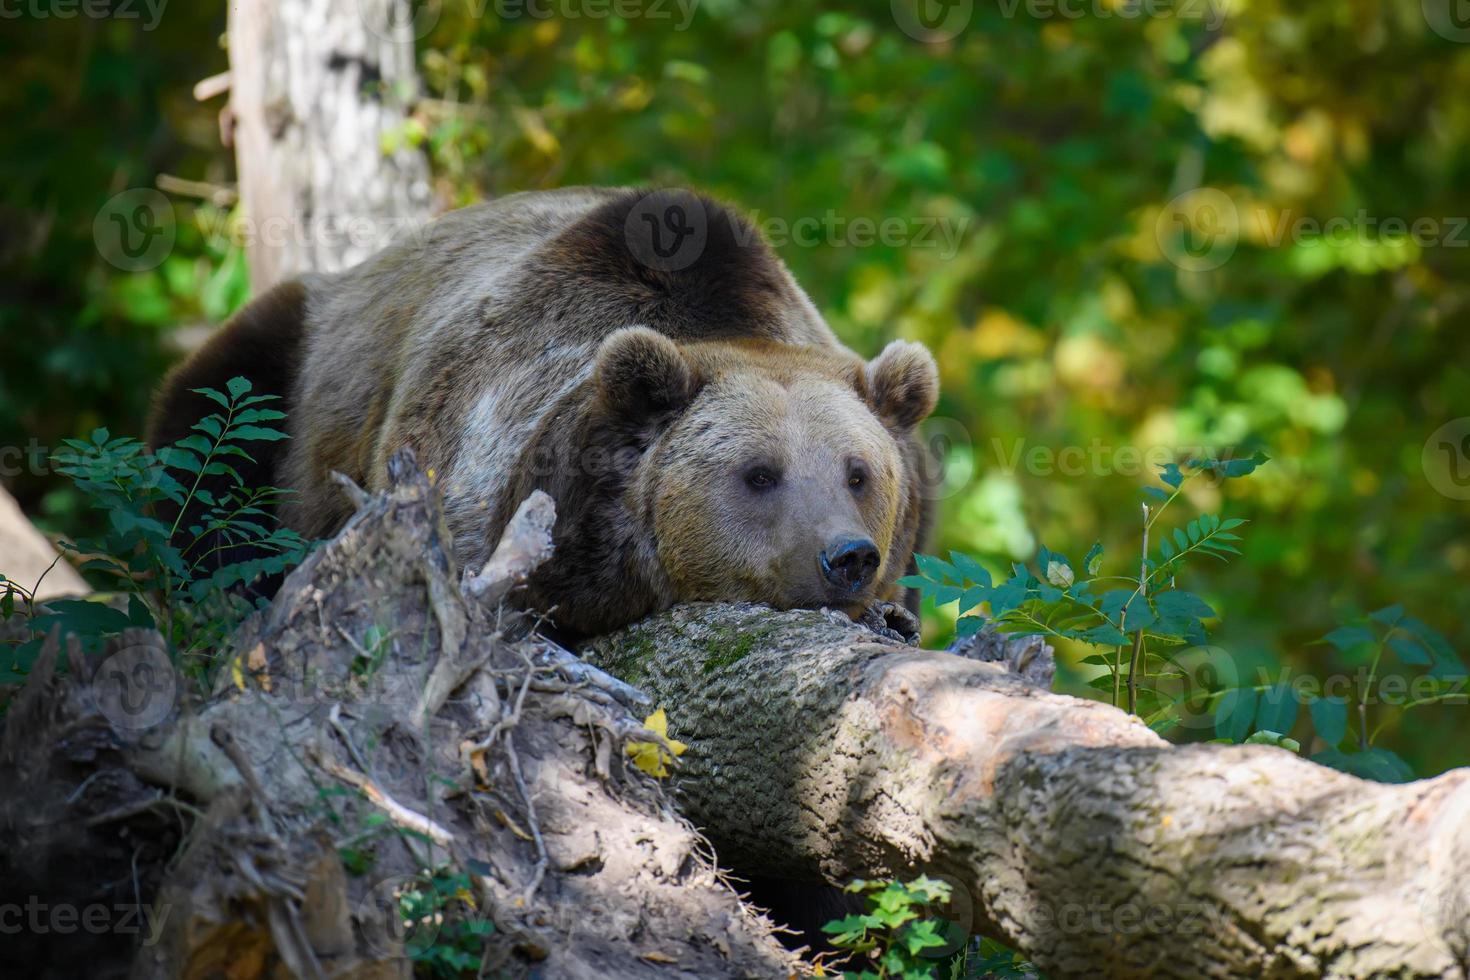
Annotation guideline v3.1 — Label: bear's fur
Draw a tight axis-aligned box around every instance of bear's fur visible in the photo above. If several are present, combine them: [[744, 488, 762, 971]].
[[148, 188, 939, 638]]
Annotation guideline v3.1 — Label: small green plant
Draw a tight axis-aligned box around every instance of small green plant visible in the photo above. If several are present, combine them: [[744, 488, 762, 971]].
[[822, 876, 954, 979], [902, 453, 1268, 731], [951, 938, 1038, 979], [398, 870, 496, 978], [903, 447, 1467, 783], [1, 376, 309, 687]]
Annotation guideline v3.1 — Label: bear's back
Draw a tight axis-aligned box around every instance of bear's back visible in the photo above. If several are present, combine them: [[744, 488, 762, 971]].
[[283, 188, 841, 552]]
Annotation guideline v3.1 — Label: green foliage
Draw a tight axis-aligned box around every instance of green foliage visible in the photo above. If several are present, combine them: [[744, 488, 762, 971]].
[[823, 876, 955, 980], [951, 939, 1039, 979], [393, 869, 496, 979], [903, 455, 1263, 728], [1, 378, 309, 686], [904, 452, 1466, 783]]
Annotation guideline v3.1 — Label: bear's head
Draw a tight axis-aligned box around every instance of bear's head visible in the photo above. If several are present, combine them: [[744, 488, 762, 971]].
[[584, 326, 939, 626]]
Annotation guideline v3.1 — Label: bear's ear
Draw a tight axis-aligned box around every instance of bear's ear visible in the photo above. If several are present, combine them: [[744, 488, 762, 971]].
[[864, 340, 939, 431], [594, 326, 700, 420]]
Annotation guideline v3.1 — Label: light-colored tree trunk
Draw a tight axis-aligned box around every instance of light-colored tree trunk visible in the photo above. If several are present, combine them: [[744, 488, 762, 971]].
[[227, 0, 433, 291], [586, 604, 1470, 979], [0, 486, 87, 600]]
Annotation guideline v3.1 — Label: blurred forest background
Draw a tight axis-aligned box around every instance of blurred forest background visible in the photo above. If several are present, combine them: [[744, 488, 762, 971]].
[[2, 0, 1467, 775]]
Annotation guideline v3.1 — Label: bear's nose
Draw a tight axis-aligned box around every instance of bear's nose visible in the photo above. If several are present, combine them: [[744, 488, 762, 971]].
[[820, 537, 881, 592]]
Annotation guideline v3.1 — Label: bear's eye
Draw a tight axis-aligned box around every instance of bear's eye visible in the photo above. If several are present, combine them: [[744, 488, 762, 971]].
[[847, 463, 868, 492], [744, 466, 780, 492]]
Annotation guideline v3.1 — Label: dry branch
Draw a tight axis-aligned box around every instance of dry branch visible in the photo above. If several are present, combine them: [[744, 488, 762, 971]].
[[586, 604, 1470, 979]]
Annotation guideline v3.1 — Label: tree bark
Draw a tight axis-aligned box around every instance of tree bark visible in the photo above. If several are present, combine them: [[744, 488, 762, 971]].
[[585, 604, 1470, 979], [227, 0, 433, 291]]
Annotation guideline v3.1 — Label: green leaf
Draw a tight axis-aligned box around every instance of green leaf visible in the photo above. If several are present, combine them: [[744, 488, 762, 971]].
[[989, 579, 1026, 616], [1244, 730, 1300, 752], [1387, 634, 1432, 666], [958, 585, 989, 613], [1312, 747, 1415, 783], [913, 553, 958, 584], [1308, 695, 1347, 746], [1143, 486, 1169, 502], [1154, 590, 1215, 622], [933, 585, 964, 606], [1186, 519, 1201, 544], [1320, 626, 1376, 654], [1172, 528, 1189, 553], [226, 376, 253, 400], [1214, 686, 1257, 742], [192, 386, 231, 408], [1159, 537, 1175, 561], [229, 425, 290, 442], [1221, 451, 1270, 478], [1159, 462, 1183, 488], [949, 551, 990, 586], [1083, 541, 1104, 576], [1123, 594, 1155, 630], [1080, 624, 1129, 647], [1255, 680, 1299, 735], [1369, 604, 1404, 626]]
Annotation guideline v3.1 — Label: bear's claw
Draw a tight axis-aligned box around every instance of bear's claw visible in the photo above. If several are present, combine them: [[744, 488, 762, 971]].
[[858, 600, 921, 646]]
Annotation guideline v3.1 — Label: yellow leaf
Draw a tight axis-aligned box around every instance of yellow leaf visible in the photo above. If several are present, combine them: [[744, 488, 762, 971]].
[[626, 707, 687, 778]]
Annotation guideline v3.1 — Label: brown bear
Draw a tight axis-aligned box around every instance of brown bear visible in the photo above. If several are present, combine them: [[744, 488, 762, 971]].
[[148, 187, 939, 640]]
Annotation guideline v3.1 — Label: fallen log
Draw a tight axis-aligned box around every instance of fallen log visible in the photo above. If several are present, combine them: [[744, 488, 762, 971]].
[[586, 605, 1470, 979], [6, 456, 1468, 978]]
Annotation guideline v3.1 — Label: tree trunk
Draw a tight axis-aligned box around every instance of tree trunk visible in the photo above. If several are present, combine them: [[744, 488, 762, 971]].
[[227, 0, 433, 291], [585, 605, 1470, 979]]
